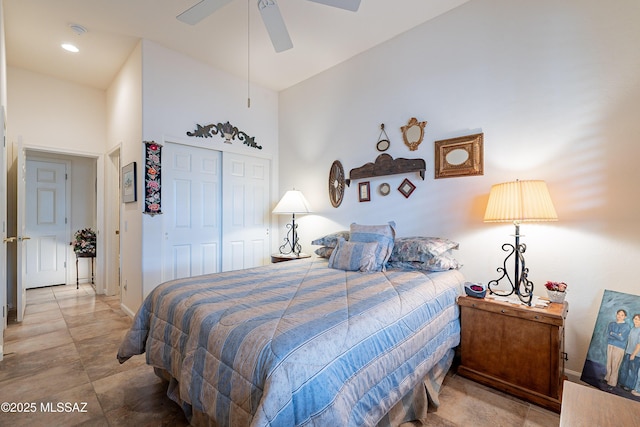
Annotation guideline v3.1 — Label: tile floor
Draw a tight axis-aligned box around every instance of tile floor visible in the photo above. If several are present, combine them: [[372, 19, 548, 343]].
[[0, 284, 561, 427]]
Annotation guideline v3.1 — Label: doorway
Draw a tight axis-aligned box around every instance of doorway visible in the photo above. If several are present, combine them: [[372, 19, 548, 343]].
[[105, 147, 121, 296], [25, 152, 96, 288], [11, 146, 103, 322]]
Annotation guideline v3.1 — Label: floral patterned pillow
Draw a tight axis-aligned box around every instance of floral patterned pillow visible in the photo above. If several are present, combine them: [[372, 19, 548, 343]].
[[389, 236, 459, 263], [314, 246, 334, 258], [387, 253, 462, 272], [328, 238, 379, 272], [311, 230, 350, 248]]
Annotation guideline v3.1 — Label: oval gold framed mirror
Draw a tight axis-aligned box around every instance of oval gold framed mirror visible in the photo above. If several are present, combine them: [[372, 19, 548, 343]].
[[401, 117, 427, 151]]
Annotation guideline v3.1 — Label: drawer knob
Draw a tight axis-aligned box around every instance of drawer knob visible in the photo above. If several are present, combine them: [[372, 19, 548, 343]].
[[501, 309, 506, 313]]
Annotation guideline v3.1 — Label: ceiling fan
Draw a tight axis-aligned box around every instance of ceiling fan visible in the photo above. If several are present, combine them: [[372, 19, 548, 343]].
[[177, 0, 361, 53]]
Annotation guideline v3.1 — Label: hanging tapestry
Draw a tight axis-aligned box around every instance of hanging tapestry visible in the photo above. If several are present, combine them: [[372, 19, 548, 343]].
[[144, 141, 162, 216]]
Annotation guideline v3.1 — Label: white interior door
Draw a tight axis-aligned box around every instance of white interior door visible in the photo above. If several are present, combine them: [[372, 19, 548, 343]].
[[0, 107, 7, 360], [222, 152, 271, 272], [162, 143, 222, 281], [24, 159, 69, 288]]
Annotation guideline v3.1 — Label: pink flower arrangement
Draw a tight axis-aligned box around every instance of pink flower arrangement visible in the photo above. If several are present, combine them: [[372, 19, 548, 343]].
[[544, 281, 567, 292]]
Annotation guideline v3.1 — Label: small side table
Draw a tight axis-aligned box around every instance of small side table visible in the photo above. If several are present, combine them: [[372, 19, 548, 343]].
[[271, 253, 311, 263], [457, 295, 568, 412], [76, 253, 95, 289]]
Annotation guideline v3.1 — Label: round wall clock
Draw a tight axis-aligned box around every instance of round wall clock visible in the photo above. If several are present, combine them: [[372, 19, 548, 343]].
[[329, 160, 345, 208]]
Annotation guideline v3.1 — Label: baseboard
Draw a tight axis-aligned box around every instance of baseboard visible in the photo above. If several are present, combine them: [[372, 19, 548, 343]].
[[120, 303, 136, 318]]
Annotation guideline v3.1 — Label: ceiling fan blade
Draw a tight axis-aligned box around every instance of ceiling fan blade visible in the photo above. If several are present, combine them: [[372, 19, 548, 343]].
[[306, 0, 361, 12], [258, 0, 293, 53], [177, 0, 233, 25]]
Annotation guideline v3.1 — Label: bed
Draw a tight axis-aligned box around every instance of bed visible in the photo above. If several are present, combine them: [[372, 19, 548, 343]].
[[118, 229, 464, 427]]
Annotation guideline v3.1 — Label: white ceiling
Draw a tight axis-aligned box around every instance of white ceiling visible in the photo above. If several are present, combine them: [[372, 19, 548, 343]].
[[3, 0, 469, 92]]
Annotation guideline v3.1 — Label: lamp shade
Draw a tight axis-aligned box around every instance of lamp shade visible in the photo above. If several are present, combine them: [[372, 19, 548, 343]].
[[483, 180, 558, 223], [272, 190, 312, 214]]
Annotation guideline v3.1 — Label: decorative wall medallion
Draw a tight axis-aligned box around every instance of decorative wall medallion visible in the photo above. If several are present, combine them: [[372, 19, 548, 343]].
[[398, 178, 416, 198], [186, 121, 262, 150], [401, 117, 427, 151], [144, 141, 162, 216], [379, 183, 391, 196], [329, 160, 345, 208]]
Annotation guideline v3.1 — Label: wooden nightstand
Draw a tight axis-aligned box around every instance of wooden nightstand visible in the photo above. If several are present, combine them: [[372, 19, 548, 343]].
[[271, 253, 311, 263], [457, 295, 568, 412]]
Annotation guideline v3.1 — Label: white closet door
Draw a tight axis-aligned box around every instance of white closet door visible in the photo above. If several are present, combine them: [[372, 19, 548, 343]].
[[162, 143, 222, 281], [24, 159, 68, 288], [222, 152, 271, 272]]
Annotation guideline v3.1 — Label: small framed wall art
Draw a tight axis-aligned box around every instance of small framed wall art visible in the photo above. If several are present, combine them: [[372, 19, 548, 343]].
[[434, 133, 484, 179], [122, 162, 137, 203], [358, 181, 371, 202], [398, 178, 416, 198]]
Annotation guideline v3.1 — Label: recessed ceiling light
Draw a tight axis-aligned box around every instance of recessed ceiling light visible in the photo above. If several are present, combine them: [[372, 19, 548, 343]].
[[61, 43, 79, 53]]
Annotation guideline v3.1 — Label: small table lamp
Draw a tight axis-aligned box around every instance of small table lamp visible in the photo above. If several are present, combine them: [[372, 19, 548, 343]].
[[272, 189, 312, 256], [483, 180, 558, 305]]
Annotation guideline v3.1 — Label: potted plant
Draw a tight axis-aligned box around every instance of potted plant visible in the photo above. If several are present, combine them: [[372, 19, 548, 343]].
[[544, 281, 567, 303], [72, 228, 96, 257]]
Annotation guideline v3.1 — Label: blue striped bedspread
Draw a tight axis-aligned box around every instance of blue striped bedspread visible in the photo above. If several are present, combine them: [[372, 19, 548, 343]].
[[117, 257, 464, 426]]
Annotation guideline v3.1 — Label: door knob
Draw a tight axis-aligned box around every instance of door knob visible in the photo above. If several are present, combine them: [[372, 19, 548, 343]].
[[19, 236, 31, 241], [3, 237, 16, 243]]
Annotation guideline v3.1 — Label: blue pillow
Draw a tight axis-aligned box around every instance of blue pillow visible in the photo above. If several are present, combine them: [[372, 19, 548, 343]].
[[349, 221, 396, 271], [328, 238, 379, 272]]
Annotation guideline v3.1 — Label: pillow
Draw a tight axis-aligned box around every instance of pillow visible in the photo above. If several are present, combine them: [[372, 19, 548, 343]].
[[328, 238, 379, 272], [387, 253, 462, 272], [311, 230, 350, 248], [349, 221, 396, 271], [314, 246, 334, 258], [389, 236, 459, 262]]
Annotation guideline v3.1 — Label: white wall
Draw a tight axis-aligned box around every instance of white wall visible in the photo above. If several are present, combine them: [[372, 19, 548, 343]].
[[139, 40, 279, 301], [278, 0, 640, 374], [106, 42, 143, 313]]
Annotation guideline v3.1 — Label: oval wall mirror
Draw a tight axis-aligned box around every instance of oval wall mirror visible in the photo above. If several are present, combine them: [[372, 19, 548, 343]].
[[401, 117, 427, 151], [445, 148, 470, 165]]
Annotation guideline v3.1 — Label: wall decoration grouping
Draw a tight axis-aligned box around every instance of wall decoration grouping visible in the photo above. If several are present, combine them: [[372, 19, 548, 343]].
[[329, 118, 483, 205], [144, 141, 162, 216], [186, 121, 262, 150]]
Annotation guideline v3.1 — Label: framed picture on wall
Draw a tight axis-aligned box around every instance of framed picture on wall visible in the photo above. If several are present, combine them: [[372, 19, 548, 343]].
[[122, 162, 137, 203], [358, 181, 371, 202]]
